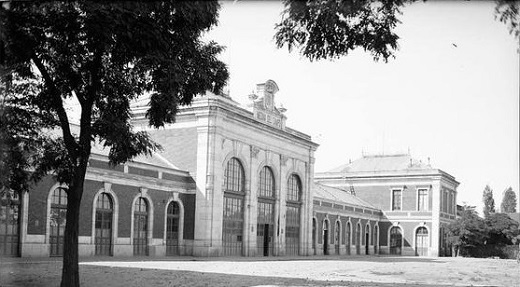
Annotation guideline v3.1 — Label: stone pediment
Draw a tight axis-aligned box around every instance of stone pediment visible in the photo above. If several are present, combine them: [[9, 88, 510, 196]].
[[248, 80, 286, 129]]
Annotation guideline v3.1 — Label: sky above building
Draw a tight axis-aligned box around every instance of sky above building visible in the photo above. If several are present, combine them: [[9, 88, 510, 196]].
[[206, 1, 520, 212]]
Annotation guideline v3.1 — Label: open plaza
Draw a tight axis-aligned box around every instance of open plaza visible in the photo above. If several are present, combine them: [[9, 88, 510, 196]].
[[1, 256, 519, 287]]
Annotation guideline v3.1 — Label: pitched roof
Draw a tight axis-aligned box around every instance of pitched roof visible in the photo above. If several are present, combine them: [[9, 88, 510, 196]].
[[90, 142, 180, 170], [313, 182, 377, 210], [328, 154, 430, 173]]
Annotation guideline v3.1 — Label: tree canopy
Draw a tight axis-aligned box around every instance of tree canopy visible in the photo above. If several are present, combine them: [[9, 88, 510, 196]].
[[500, 187, 517, 213], [482, 185, 496, 217], [0, 2, 228, 286], [274, 0, 411, 62]]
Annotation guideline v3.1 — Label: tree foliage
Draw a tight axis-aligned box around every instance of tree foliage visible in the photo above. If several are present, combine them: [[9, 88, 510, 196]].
[[500, 187, 517, 213], [447, 205, 488, 251], [495, 0, 520, 41], [274, 0, 412, 62], [0, 2, 227, 286], [485, 212, 519, 245], [482, 185, 495, 217]]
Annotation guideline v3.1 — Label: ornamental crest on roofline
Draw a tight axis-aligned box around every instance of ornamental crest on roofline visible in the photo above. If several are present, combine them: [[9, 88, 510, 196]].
[[248, 79, 287, 130]]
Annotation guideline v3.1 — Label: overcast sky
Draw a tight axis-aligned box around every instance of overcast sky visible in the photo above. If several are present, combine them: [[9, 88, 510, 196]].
[[206, 1, 520, 212]]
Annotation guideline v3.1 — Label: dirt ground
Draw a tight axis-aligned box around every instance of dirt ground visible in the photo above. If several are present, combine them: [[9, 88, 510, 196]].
[[1, 255, 519, 287]]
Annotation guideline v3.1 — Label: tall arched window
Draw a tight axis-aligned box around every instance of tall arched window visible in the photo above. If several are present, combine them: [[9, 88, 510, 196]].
[[0, 189, 20, 257], [312, 218, 317, 255], [166, 201, 180, 256], [390, 226, 402, 255], [257, 166, 275, 256], [95, 193, 113, 256], [285, 174, 301, 256], [50, 187, 67, 256], [365, 224, 371, 255], [259, 166, 275, 198], [415, 227, 429, 256], [133, 197, 149, 256], [222, 158, 245, 256], [345, 222, 351, 255]]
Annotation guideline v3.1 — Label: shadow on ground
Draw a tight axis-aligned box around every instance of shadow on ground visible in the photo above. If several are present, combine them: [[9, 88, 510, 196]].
[[0, 262, 451, 287]]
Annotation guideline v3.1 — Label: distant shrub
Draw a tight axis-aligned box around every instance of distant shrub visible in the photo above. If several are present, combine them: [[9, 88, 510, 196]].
[[462, 244, 518, 259]]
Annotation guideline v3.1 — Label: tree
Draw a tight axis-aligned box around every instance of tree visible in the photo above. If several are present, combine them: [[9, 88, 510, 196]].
[[0, 2, 228, 286], [495, 0, 520, 41], [447, 205, 488, 256], [500, 187, 517, 213], [482, 185, 496, 217], [274, 0, 411, 62], [485, 212, 519, 245], [274, 1, 519, 62]]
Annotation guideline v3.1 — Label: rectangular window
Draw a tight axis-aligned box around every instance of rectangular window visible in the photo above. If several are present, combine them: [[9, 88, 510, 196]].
[[417, 189, 428, 211], [392, 189, 402, 211], [442, 191, 448, 213]]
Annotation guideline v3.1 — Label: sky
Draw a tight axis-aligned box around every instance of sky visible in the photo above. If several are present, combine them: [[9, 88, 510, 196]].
[[205, 1, 520, 212]]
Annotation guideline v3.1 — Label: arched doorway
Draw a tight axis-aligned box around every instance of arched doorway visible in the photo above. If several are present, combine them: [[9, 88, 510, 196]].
[[50, 187, 67, 256], [166, 201, 180, 256], [355, 223, 361, 255], [312, 218, 317, 255], [95, 192, 113, 256], [345, 222, 351, 255], [365, 224, 370, 255], [334, 221, 341, 254], [133, 197, 149, 256], [373, 226, 379, 254], [390, 226, 402, 255], [257, 166, 275, 256], [323, 220, 329, 255], [415, 227, 428, 256], [0, 189, 20, 257], [222, 157, 245, 256]]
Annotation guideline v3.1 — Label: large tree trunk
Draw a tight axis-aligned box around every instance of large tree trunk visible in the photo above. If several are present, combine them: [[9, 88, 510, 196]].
[[60, 167, 86, 287]]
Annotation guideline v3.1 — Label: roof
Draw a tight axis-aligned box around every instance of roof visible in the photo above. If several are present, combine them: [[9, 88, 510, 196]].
[[313, 182, 377, 210], [90, 142, 180, 170], [327, 154, 431, 173]]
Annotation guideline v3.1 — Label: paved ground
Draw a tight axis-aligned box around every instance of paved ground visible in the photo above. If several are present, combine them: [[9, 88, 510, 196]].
[[1, 255, 519, 287]]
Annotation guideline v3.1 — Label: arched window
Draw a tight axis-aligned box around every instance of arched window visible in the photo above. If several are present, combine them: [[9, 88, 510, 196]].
[[224, 157, 245, 193], [285, 174, 301, 256], [390, 226, 402, 255], [50, 187, 67, 256], [222, 157, 245, 256], [0, 189, 20, 257], [345, 222, 351, 255], [259, 166, 275, 198], [257, 166, 275, 256], [415, 227, 429, 256], [166, 201, 180, 256], [133, 197, 149, 256], [286, 174, 301, 202], [95, 192, 113, 256]]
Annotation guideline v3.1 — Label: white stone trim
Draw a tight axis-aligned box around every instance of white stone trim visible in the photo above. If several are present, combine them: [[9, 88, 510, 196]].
[[162, 195, 185, 252], [130, 192, 154, 255], [90, 183, 119, 255]]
